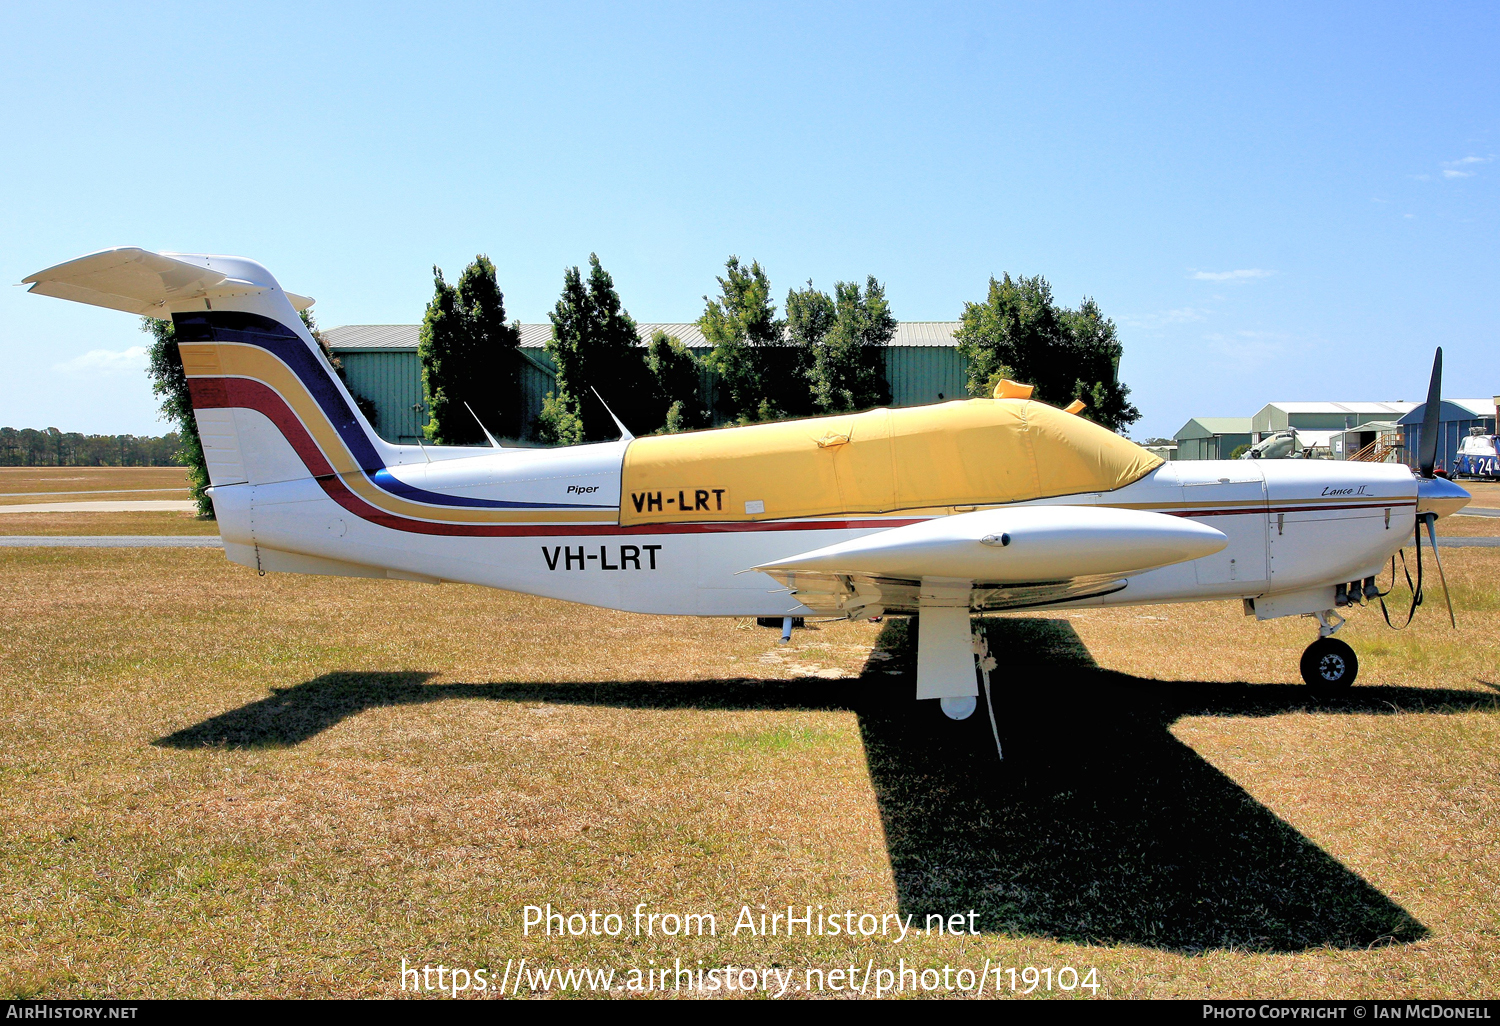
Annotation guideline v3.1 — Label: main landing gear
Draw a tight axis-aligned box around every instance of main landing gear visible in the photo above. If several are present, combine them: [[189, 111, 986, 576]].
[[1299, 610, 1358, 694]]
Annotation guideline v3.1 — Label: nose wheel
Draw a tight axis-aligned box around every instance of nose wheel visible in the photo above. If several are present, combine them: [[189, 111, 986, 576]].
[[1300, 637, 1358, 694]]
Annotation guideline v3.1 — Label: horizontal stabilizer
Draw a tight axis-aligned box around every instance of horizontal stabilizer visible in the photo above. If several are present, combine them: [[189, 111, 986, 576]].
[[22, 247, 313, 318]]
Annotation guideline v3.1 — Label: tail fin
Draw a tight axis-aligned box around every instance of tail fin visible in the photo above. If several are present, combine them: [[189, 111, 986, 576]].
[[23, 247, 385, 493]]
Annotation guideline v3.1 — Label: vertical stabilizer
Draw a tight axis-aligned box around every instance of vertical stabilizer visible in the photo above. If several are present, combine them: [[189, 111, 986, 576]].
[[23, 248, 388, 500]]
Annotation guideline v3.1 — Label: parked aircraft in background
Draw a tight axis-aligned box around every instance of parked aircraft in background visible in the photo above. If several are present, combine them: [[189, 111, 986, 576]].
[[1456, 431, 1499, 481], [24, 249, 1471, 756]]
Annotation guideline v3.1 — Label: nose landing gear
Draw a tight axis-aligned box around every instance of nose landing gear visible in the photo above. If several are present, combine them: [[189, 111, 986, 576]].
[[1300, 636, 1358, 694]]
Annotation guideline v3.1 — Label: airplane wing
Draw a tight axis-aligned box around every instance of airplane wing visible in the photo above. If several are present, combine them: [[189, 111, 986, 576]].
[[753, 505, 1227, 617], [761, 568, 1130, 617]]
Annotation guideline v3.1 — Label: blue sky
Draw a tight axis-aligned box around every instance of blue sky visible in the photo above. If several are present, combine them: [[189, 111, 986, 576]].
[[2, 1, 1495, 440]]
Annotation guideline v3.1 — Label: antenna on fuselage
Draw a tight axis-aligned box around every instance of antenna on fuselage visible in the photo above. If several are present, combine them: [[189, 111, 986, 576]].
[[464, 402, 508, 449], [591, 388, 635, 442]]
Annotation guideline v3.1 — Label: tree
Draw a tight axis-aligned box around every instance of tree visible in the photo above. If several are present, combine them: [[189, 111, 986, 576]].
[[700, 257, 811, 423], [791, 276, 894, 413], [541, 254, 652, 443], [142, 317, 213, 517], [1058, 297, 1140, 434], [644, 331, 708, 433], [535, 390, 584, 446], [418, 255, 523, 445], [0, 427, 182, 466], [954, 273, 1141, 432]]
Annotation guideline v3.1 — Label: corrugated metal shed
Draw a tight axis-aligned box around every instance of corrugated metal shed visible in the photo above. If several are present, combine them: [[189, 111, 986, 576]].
[[338, 350, 427, 443], [1173, 417, 1253, 460], [1398, 398, 1498, 473], [325, 321, 970, 443], [320, 324, 420, 351], [1251, 401, 1417, 435]]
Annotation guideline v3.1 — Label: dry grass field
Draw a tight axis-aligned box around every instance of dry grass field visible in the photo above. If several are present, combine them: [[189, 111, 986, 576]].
[[2, 541, 1498, 1000], [1435, 514, 1500, 538], [0, 467, 191, 493], [0, 467, 191, 506], [1457, 480, 1500, 507], [0, 512, 218, 536], [0, 510, 219, 537]]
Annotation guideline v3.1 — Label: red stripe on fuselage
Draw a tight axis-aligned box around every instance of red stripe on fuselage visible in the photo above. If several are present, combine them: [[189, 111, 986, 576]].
[[1174, 501, 1417, 518]]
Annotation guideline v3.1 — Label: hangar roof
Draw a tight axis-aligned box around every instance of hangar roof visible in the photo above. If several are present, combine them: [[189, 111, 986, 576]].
[[1174, 417, 1252, 439], [1397, 398, 1498, 424], [1258, 401, 1417, 415], [324, 321, 962, 352]]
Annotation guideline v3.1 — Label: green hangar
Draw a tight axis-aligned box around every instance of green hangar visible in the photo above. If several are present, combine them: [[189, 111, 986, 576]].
[[324, 322, 971, 444]]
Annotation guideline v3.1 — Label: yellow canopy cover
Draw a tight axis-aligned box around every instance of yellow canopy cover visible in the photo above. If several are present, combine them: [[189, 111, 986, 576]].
[[619, 398, 1162, 526]]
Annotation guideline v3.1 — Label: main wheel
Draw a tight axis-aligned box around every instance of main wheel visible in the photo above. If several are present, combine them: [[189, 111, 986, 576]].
[[1300, 637, 1358, 693], [940, 695, 977, 720]]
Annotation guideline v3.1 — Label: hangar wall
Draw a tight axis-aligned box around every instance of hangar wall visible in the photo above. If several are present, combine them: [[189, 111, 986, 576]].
[[328, 323, 973, 445]]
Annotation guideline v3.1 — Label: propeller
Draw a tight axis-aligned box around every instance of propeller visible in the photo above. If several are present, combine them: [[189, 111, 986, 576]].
[[1413, 346, 1458, 628], [1418, 347, 1442, 478], [1423, 514, 1458, 629]]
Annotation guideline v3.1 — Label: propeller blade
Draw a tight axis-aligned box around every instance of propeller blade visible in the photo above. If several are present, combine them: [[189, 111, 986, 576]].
[[1418, 347, 1443, 478], [1423, 514, 1458, 629]]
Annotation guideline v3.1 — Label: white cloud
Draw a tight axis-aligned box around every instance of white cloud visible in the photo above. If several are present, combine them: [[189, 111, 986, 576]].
[[51, 346, 148, 376], [1418, 156, 1491, 181], [1190, 269, 1275, 282], [1202, 329, 1299, 369], [1119, 307, 1209, 331]]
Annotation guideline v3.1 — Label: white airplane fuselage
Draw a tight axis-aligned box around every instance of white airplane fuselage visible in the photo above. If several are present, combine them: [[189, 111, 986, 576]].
[[212, 430, 1421, 625]]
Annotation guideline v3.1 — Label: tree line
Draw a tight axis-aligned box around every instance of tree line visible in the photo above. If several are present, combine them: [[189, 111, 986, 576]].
[[419, 253, 902, 446], [419, 255, 1139, 446], [0, 427, 184, 467]]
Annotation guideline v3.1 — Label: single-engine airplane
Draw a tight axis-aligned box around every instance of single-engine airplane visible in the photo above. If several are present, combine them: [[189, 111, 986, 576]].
[[23, 248, 1472, 746]]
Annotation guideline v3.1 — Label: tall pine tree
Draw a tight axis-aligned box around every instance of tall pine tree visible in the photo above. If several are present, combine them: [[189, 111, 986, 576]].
[[790, 276, 894, 413], [700, 257, 812, 423], [418, 255, 522, 444], [644, 330, 708, 433], [540, 254, 652, 443]]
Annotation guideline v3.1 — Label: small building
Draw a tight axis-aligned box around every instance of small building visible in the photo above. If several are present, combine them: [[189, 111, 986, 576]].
[[326, 322, 971, 444], [1397, 398, 1498, 474], [1333, 420, 1404, 462], [1173, 418, 1252, 460]]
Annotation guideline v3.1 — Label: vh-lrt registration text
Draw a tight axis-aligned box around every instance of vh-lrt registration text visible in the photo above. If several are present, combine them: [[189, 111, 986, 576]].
[[542, 544, 662, 571], [630, 489, 726, 514]]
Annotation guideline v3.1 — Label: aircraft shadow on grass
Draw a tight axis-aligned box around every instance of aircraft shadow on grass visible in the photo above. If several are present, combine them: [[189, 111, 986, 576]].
[[156, 617, 1500, 954]]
